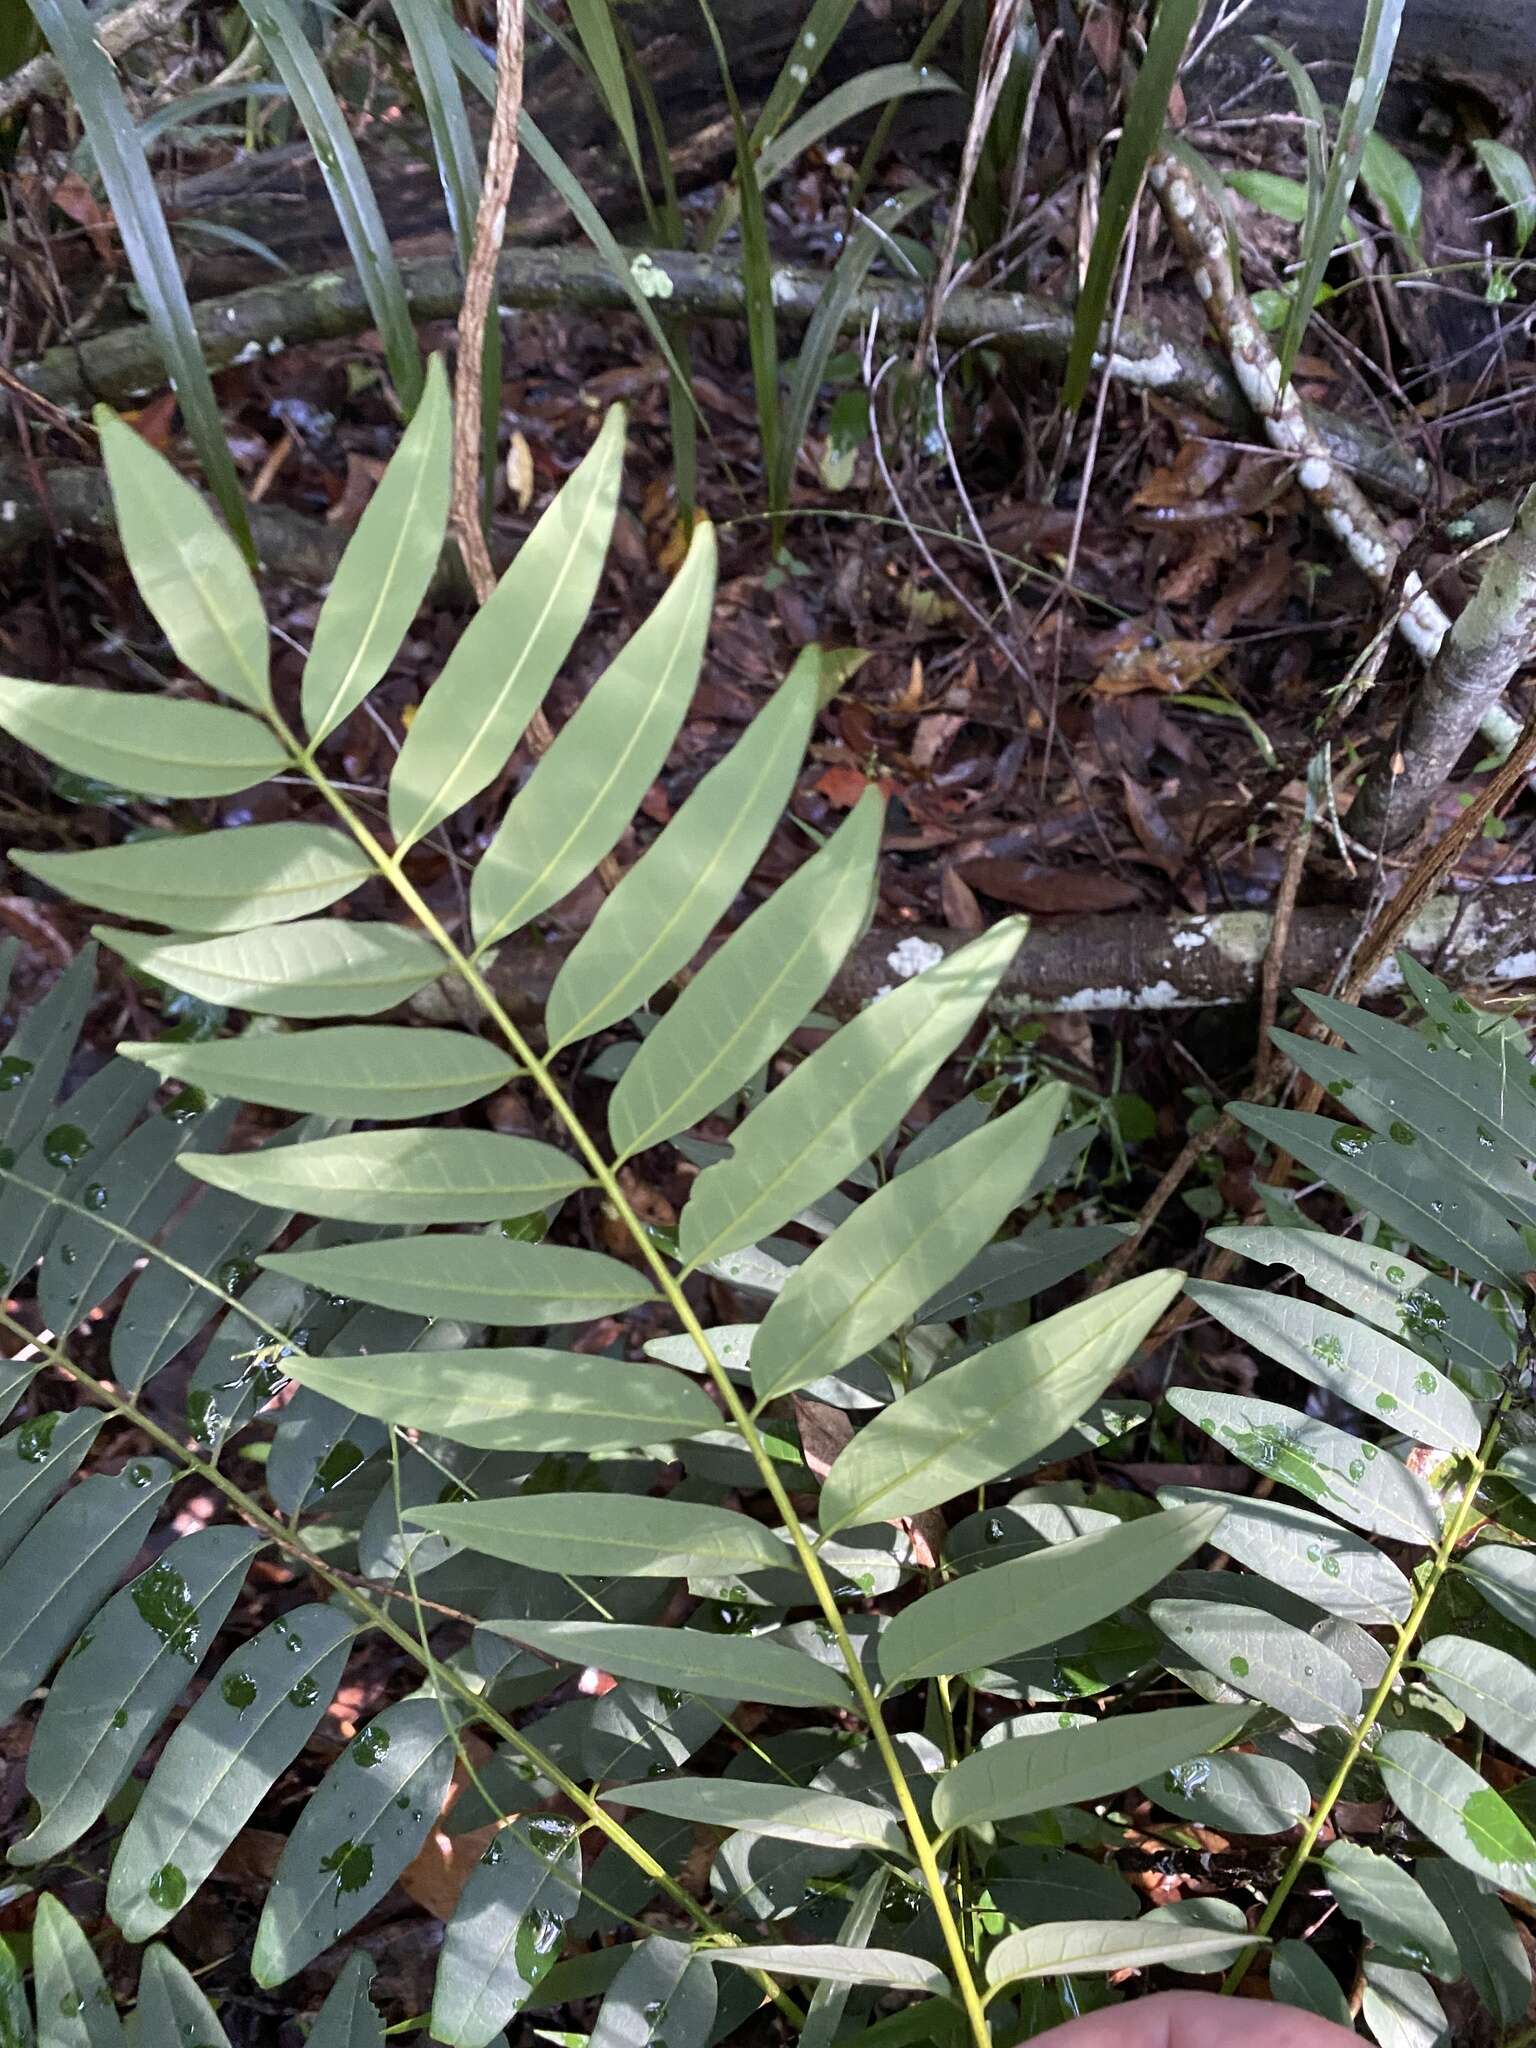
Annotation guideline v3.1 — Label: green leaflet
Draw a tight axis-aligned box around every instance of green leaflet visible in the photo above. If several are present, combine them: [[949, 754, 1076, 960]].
[[0, 1934, 26, 2048], [878, 1500, 1222, 1683], [1420, 1634, 1536, 1768], [1186, 1279, 1481, 1454], [710, 1947, 948, 1995], [1376, 1730, 1536, 1905], [407, 1492, 797, 1581], [1457, 1543, 1536, 1638], [545, 660, 817, 1051], [0, 679, 286, 799], [307, 1952, 384, 2048], [750, 1082, 1067, 1404], [589, 1938, 716, 2048], [97, 921, 442, 1019], [1157, 1485, 1413, 1625], [303, 356, 451, 743], [253, 1698, 459, 1985], [388, 407, 624, 848], [432, 1817, 582, 2047], [1474, 138, 1536, 248], [680, 919, 1027, 1270], [481, 1620, 851, 1709], [0, 1459, 172, 1726], [110, 1602, 355, 1939], [0, 945, 97, 1162], [1208, 1224, 1511, 1401], [1149, 1599, 1362, 1728], [181, 1126, 589, 1224], [10, 1526, 261, 1867], [818, 1270, 1181, 1534], [32, 1893, 124, 2047], [931, 1704, 1251, 1835], [260, 1235, 654, 1323], [1269, 1940, 1353, 2027], [608, 789, 883, 1162], [1417, 1857, 1531, 2028], [11, 825, 370, 934], [984, 1917, 1260, 1990], [0, 1060, 158, 1294], [1321, 1840, 1459, 1978], [470, 521, 717, 950], [1360, 1958, 1450, 2048], [117, 1026, 517, 1119], [0, 1410, 101, 1568], [97, 413, 270, 714], [284, 1347, 716, 1452], [1166, 1388, 1442, 1546], [798, 1870, 889, 2048], [608, 1778, 906, 1855], [1233, 1104, 1528, 1288], [132, 1947, 232, 2048], [1143, 1749, 1311, 1836]]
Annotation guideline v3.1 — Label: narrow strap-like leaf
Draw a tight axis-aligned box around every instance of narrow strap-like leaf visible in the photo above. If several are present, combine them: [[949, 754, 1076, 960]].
[[431, 1817, 582, 2046], [259, 1234, 655, 1324], [546, 658, 818, 1050], [483, 1619, 850, 1708], [608, 1778, 906, 1855], [0, 1410, 102, 1569], [407, 1491, 798, 1581], [471, 521, 716, 951]]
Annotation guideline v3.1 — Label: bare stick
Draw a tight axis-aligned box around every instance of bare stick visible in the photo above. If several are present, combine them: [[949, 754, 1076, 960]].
[[1147, 148, 1519, 752], [0, 0, 189, 122]]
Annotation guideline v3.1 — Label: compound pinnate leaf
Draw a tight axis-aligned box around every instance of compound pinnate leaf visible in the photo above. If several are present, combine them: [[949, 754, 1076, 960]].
[[306, 1951, 383, 2048], [1187, 1279, 1480, 1454], [1376, 1731, 1536, 1904], [0, 1458, 172, 1727], [751, 1082, 1067, 1404], [431, 1816, 581, 2047], [180, 1127, 589, 1224], [609, 789, 883, 1163], [303, 355, 451, 743], [589, 1937, 716, 2048], [608, 1778, 906, 1855], [389, 407, 624, 848], [260, 1235, 654, 1324], [97, 921, 442, 1019], [0, 679, 285, 799], [1420, 1634, 1536, 1767], [931, 1704, 1251, 1835], [31, 1893, 123, 2048], [98, 413, 270, 715], [253, 1698, 459, 1985], [984, 1917, 1260, 1990], [110, 1603, 355, 1939], [1149, 1599, 1363, 1729], [680, 919, 1026, 1270], [132, 1946, 232, 2048], [1417, 1857, 1531, 2028], [118, 1026, 517, 1119], [12, 1526, 261, 1867], [1166, 1388, 1441, 1546], [482, 1620, 850, 1709], [284, 1347, 716, 1452], [0, 1410, 102, 1569], [879, 1500, 1222, 1684], [1321, 1840, 1459, 1978], [12, 825, 370, 934], [407, 1493, 797, 1582], [471, 521, 716, 951], [545, 660, 817, 1051], [819, 1270, 1181, 1535]]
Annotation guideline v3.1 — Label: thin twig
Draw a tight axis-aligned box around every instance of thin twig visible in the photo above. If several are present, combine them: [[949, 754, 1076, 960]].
[[0, 0, 190, 122]]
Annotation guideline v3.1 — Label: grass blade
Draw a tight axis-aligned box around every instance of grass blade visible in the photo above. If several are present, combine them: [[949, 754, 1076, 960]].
[[1063, 0, 1201, 411], [239, 0, 424, 411], [27, 0, 252, 555]]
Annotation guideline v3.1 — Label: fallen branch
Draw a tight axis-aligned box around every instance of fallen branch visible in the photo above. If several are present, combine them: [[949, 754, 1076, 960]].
[[1147, 149, 1521, 754], [1351, 488, 1536, 846], [409, 882, 1536, 1030], [16, 243, 1430, 507], [0, 0, 189, 123]]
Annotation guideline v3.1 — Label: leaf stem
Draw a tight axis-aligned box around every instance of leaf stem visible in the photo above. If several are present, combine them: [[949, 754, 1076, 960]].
[[1221, 1396, 1508, 1994], [278, 719, 995, 2047]]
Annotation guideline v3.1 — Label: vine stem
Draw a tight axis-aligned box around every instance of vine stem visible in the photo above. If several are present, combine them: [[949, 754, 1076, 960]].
[[1221, 1394, 1510, 1995], [277, 715, 994, 2046], [0, 1304, 804, 2026]]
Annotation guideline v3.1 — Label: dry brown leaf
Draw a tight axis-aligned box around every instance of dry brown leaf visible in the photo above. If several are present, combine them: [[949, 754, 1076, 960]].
[[911, 712, 966, 771], [505, 428, 535, 512], [325, 452, 385, 527], [959, 859, 1142, 914], [1090, 638, 1228, 697], [50, 170, 115, 266], [940, 863, 984, 931], [792, 1395, 854, 1483]]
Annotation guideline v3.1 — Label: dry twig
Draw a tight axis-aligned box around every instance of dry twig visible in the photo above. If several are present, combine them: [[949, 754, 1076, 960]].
[[0, 0, 190, 122]]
